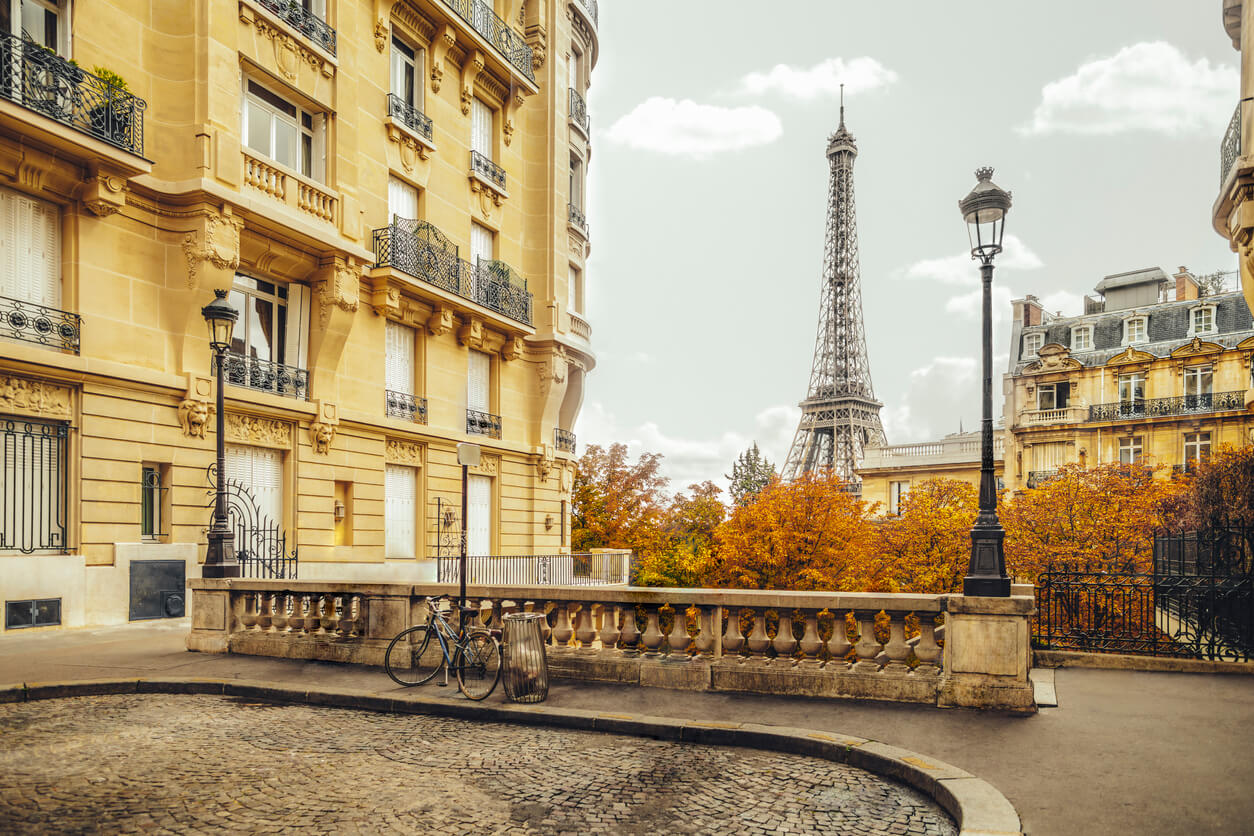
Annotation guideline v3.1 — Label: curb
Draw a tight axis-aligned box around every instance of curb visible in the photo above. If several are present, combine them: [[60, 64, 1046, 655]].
[[1, 676, 1022, 836], [1034, 649, 1254, 675]]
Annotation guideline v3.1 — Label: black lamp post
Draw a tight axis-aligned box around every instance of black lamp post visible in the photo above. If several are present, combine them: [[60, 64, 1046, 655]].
[[456, 442, 481, 612], [201, 289, 240, 579], [959, 167, 1012, 597]]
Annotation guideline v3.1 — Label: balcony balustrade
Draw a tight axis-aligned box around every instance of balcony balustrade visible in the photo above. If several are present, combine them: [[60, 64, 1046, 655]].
[[554, 427, 576, 453], [442, 0, 535, 83], [218, 351, 309, 400], [0, 32, 146, 155], [386, 92, 432, 141], [569, 311, 591, 342], [470, 149, 507, 191], [255, 0, 337, 55], [1026, 470, 1058, 489], [1221, 100, 1241, 185], [573, 0, 598, 25], [374, 219, 533, 326], [862, 435, 1005, 470], [568, 202, 587, 231], [569, 88, 589, 132], [386, 390, 427, 424], [466, 407, 502, 439], [1088, 391, 1246, 422], [0, 295, 80, 354], [1021, 407, 1083, 426]]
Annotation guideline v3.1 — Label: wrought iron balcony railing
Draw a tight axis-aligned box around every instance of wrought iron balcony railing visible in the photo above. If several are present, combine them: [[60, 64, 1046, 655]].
[[574, 0, 598, 26], [1026, 470, 1059, 489], [218, 351, 309, 400], [0, 295, 80, 353], [554, 428, 576, 453], [568, 202, 587, 230], [1221, 100, 1241, 186], [374, 219, 533, 326], [255, 0, 337, 55], [442, 0, 535, 83], [1089, 391, 1246, 422], [386, 390, 428, 424], [569, 88, 589, 132], [467, 408, 502, 439], [386, 92, 433, 141], [0, 33, 146, 155], [470, 150, 506, 191]]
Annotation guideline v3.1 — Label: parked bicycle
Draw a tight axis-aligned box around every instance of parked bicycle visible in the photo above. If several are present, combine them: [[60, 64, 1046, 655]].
[[384, 594, 502, 700]]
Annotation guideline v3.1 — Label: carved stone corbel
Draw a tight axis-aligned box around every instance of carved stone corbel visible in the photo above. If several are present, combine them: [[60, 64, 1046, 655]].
[[430, 24, 455, 94], [182, 207, 243, 288], [369, 274, 400, 317], [503, 89, 529, 147], [315, 257, 362, 327], [428, 304, 454, 337], [458, 316, 484, 348], [461, 50, 485, 115], [502, 336, 523, 361], [81, 165, 127, 216], [535, 444, 554, 483]]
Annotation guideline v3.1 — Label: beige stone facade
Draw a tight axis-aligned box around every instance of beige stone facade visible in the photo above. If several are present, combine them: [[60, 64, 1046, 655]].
[[858, 431, 1005, 517], [0, 0, 599, 630]]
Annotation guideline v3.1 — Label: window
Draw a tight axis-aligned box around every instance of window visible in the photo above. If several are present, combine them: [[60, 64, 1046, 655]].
[[387, 176, 418, 224], [300, 0, 326, 18], [889, 481, 910, 516], [5, 598, 61, 629], [1037, 382, 1070, 411], [1071, 325, 1093, 352], [1123, 317, 1147, 345], [569, 46, 584, 94], [1118, 372, 1146, 413], [229, 274, 309, 371], [471, 97, 493, 160], [0, 417, 68, 552], [1183, 365, 1213, 409], [1023, 332, 1043, 358], [1190, 306, 1216, 336], [1034, 442, 1066, 473], [390, 37, 423, 112], [0, 185, 60, 308], [385, 464, 417, 559], [470, 222, 494, 267], [1184, 432, 1211, 470], [569, 156, 583, 210], [1118, 436, 1143, 465], [467, 349, 491, 413], [568, 265, 581, 315], [386, 321, 415, 397], [225, 444, 283, 528], [466, 473, 491, 556], [243, 79, 324, 180], [141, 464, 170, 541], [10, 0, 65, 53]]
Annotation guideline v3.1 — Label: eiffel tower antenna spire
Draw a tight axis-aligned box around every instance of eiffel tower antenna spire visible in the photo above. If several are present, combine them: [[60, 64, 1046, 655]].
[[781, 99, 887, 485]]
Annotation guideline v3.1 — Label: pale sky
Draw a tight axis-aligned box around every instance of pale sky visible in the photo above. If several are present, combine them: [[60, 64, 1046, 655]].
[[573, 2, 1240, 493]]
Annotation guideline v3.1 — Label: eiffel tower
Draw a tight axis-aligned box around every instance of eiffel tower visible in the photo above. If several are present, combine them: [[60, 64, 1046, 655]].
[[781, 94, 886, 483]]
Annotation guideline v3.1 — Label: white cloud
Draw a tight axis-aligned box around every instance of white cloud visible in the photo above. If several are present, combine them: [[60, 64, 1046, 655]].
[[1022, 42, 1237, 136], [1040, 290, 1083, 318], [880, 357, 980, 444], [605, 97, 782, 156], [738, 57, 898, 100], [902, 235, 1043, 286], [944, 285, 1014, 323]]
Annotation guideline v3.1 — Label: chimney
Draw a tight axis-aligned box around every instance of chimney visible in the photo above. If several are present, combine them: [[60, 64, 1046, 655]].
[[1174, 266, 1199, 301], [1017, 294, 1043, 326]]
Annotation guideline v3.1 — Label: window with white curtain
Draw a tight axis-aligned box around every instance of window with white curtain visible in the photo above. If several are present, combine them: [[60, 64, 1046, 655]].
[[385, 464, 417, 559], [471, 97, 493, 160], [466, 473, 491, 556], [225, 444, 283, 528], [1184, 432, 1211, 469], [386, 321, 415, 396], [889, 481, 910, 516], [388, 176, 418, 224], [467, 349, 490, 413], [228, 274, 310, 370], [470, 222, 494, 267], [0, 185, 60, 307], [1034, 442, 1066, 473], [11, 0, 67, 53]]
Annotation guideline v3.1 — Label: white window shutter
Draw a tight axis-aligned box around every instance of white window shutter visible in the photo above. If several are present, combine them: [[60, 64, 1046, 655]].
[[283, 283, 310, 371], [29, 198, 60, 307], [0, 188, 18, 299], [467, 474, 491, 556], [386, 321, 414, 394], [470, 222, 493, 266], [471, 98, 491, 158], [467, 350, 490, 412], [385, 464, 417, 559], [388, 176, 418, 224], [226, 444, 284, 528], [390, 43, 405, 102]]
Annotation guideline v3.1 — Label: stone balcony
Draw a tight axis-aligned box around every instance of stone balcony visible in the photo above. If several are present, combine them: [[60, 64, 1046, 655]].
[[1019, 406, 1085, 426], [861, 434, 1005, 470]]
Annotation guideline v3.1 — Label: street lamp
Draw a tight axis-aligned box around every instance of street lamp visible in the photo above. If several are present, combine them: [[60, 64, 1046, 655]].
[[959, 167, 1012, 597], [201, 289, 240, 579], [456, 442, 481, 611]]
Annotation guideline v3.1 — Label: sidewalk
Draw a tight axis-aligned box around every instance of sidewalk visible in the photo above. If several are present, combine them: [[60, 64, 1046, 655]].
[[3, 620, 1253, 835]]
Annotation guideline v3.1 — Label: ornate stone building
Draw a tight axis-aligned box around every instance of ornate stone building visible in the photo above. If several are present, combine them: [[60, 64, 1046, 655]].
[[0, 0, 599, 630]]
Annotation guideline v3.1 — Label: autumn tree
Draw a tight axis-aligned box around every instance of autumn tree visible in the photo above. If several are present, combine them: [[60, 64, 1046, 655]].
[[635, 481, 727, 588], [726, 443, 777, 507], [1170, 445, 1254, 531], [874, 479, 978, 594], [571, 443, 668, 554], [713, 470, 876, 591]]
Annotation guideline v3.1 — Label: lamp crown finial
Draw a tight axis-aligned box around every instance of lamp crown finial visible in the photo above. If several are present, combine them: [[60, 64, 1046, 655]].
[[975, 166, 994, 182], [213, 288, 229, 299]]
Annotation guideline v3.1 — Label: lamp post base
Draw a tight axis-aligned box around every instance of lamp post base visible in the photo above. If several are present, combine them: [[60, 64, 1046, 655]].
[[202, 529, 240, 579], [963, 525, 1010, 597]]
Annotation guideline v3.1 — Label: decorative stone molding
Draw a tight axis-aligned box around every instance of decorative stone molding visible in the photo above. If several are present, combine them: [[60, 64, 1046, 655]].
[[468, 177, 503, 220], [386, 123, 430, 170], [226, 414, 292, 448], [178, 399, 211, 439], [427, 305, 454, 337], [369, 274, 401, 317], [82, 168, 127, 216], [560, 462, 573, 493], [239, 1, 335, 78], [0, 374, 72, 420], [385, 438, 423, 465], [309, 421, 335, 454], [1022, 343, 1082, 374], [1170, 337, 1224, 359], [535, 444, 554, 482], [316, 258, 361, 327], [430, 24, 455, 94], [503, 90, 528, 147], [473, 455, 499, 477], [460, 50, 486, 115], [1105, 346, 1156, 368], [502, 336, 523, 362], [183, 209, 244, 288], [373, 18, 388, 51], [525, 22, 546, 73], [458, 316, 484, 348], [537, 348, 568, 398]]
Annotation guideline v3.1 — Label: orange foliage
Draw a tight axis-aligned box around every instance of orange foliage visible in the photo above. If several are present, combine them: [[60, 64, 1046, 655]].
[[876, 479, 978, 594], [571, 443, 668, 554]]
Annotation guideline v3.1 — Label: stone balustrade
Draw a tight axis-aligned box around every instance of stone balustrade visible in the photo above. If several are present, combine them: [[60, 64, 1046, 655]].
[[188, 580, 1035, 713], [242, 151, 338, 225]]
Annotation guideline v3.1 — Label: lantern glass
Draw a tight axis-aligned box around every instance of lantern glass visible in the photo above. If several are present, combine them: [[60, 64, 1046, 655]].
[[201, 290, 239, 352], [958, 167, 1012, 262]]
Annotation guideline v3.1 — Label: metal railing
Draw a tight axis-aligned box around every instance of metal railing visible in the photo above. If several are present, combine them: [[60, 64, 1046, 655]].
[[373, 219, 533, 326], [0, 295, 80, 353], [1025, 470, 1058, 489], [466, 408, 501, 439], [1089, 391, 1246, 421], [470, 149, 506, 190], [438, 552, 631, 586], [1221, 100, 1241, 185], [569, 87, 588, 132], [0, 33, 146, 155], [386, 390, 428, 424], [218, 351, 309, 400], [255, 0, 337, 55], [0, 418, 68, 553], [554, 428, 576, 453], [568, 202, 586, 230], [386, 92, 432, 141], [573, 0, 598, 26], [442, 0, 535, 83]]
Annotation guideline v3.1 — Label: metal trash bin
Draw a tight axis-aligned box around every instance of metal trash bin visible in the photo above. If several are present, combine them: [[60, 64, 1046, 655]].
[[502, 612, 549, 703]]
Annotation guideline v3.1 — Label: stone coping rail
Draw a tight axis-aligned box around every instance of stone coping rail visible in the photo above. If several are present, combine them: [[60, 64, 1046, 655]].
[[0, 676, 1023, 836]]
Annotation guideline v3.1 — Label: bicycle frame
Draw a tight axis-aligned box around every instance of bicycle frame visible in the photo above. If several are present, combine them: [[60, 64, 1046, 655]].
[[424, 598, 479, 687]]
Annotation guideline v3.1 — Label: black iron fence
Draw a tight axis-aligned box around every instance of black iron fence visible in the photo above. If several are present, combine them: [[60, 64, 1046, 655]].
[[0, 418, 68, 553], [1088, 391, 1246, 422], [386, 390, 428, 424], [0, 295, 81, 353], [470, 149, 507, 190], [573, 0, 598, 26], [1222, 99, 1241, 185], [386, 92, 432, 141], [442, 0, 535, 82], [467, 408, 502, 439], [438, 552, 630, 586], [568, 203, 587, 230], [0, 32, 146, 155], [554, 428, 576, 453], [256, 0, 337, 55], [206, 465, 297, 579], [218, 351, 309, 400], [569, 87, 589, 132]]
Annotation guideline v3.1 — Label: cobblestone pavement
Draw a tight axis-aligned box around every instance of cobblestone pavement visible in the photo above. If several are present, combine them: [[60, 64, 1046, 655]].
[[0, 695, 956, 835]]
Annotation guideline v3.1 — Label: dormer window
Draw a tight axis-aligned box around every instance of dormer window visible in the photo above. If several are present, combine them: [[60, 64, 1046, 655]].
[[1122, 316, 1147, 345], [1023, 332, 1044, 357], [1189, 305, 1216, 336], [1071, 325, 1093, 352]]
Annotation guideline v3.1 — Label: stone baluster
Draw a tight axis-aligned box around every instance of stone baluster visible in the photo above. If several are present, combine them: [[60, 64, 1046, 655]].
[[667, 604, 691, 657], [239, 593, 259, 631], [318, 594, 338, 634], [826, 610, 852, 669], [575, 602, 598, 651], [524, 600, 552, 644], [721, 607, 743, 660], [290, 594, 309, 635], [798, 609, 822, 666], [551, 601, 575, 648], [640, 605, 664, 657], [882, 612, 912, 674], [913, 615, 942, 675], [598, 603, 621, 652], [744, 609, 770, 662], [256, 593, 274, 631], [338, 595, 363, 639], [488, 598, 506, 631], [272, 592, 290, 633], [693, 606, 715, 660], [618, 605, 641, 654], [771, 609, 797, 664], [852, 611, 883, 673]]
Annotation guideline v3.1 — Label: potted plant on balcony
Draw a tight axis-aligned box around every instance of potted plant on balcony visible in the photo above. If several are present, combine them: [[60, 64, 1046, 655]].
[[88, 66, 134, 146]]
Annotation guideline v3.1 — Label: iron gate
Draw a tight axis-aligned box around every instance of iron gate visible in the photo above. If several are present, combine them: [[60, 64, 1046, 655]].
[[0, 417, 68, 553], [206, 465, 297, 579]]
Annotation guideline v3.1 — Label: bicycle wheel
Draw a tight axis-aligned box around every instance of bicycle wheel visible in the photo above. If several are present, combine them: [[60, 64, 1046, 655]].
[[384, 625, 442, 687], [455, 631, 502, 700]]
